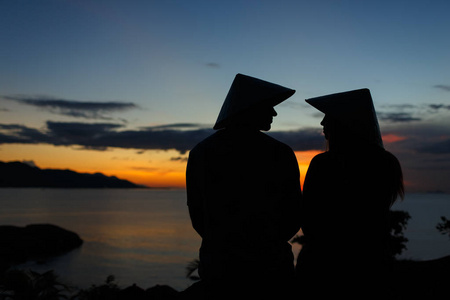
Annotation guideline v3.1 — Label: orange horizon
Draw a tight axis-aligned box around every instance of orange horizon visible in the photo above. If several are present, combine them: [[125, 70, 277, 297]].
[[101, 150, 323, 189], [1, 135, 409, 190], [0, 144, 322, 189]]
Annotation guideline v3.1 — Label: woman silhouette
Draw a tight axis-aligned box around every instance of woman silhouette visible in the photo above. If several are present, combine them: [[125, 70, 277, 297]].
[[296, 89, 404, 299]]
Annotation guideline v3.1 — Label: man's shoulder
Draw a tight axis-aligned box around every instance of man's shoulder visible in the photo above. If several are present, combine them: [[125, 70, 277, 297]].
[[190, 129, 295, 153], [190, 131, 222, 154]]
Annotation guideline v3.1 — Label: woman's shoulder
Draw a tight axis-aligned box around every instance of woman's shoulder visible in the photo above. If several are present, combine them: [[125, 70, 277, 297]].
[[306, 152, 336, 170], [310, 151, 332, 163]]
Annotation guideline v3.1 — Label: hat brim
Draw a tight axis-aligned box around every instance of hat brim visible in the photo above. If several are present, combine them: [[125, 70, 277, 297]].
[[213, 74, 295, 130]]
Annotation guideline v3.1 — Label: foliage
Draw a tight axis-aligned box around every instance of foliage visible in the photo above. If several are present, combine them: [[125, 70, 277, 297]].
[[0, 269, 70, 300], [291, 210, 411, 259], [185, 259, 200, 281], [436, 216, 450, 239], [70, 275, 120, 300], [388, 210, 411, 258]]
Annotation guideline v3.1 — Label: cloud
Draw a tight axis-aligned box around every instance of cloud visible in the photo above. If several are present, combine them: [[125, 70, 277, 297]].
[[377, 102, 450, 123], [46, 122, 124, 150], [0, 122, 214, 154], [269, 128, 325, 151], [382, 121, 450, 155], [428, 104, 450, 111], [433, 84, 450, 92], [1, 119, 449, 158], [3, 95, 137, 120], [380, 104, 417, 110], [417, 138, 450, 154], [278, 100, 311, 111], [377, 104, 420, 123], [170, 156, 188, 162], [0, 121, 327, 153], [0, 124, 54, 144], [205, 62, 220, 68], [382, 134, 407, 144], [130, 166, 160, 172], [378, 112, 422, 123], [378, 121, 450, 192], [47, 121, 123, 137], [141, 123, 209, 130]]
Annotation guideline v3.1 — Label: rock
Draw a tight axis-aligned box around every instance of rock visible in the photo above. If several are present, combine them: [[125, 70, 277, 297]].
[[0, 224, 83, 271]]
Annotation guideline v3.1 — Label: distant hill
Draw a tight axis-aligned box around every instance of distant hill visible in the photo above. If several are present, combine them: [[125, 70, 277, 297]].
[[0, 161, 146, 188]]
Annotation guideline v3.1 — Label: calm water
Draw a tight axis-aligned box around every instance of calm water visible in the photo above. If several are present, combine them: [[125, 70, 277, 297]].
[[0, 189, 200, 290], [0, 189, 449, 290], [392, 193, 450, 260]]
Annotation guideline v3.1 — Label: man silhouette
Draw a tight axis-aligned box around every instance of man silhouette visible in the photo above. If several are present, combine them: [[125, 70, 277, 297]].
[[186, 74, 302, 298]]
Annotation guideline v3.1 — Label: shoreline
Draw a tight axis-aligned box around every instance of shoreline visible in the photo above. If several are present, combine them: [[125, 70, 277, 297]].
[[1, 223, 448, 298], [2, 255, 449, 299]]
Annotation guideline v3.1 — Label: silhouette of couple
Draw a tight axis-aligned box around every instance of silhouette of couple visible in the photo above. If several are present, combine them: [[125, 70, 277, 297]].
[[186, 74, 404, 299]]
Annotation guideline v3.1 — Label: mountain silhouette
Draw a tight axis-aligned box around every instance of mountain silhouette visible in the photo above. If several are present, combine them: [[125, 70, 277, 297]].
[[0, 161, 146, 188]]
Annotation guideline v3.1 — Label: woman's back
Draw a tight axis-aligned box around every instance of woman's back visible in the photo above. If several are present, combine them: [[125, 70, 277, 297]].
[[296, 147, 401, 298]]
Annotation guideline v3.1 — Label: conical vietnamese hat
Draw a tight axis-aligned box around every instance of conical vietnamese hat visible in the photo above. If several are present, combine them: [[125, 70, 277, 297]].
[[305, 88, 384, 148], [213, 73, 295, 130]]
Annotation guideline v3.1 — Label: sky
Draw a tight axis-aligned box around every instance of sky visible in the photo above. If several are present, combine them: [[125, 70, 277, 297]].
[[1, 0, 450, 191]]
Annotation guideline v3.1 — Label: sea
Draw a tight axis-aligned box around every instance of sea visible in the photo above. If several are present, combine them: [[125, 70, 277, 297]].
[[0, 189, 449, 291]]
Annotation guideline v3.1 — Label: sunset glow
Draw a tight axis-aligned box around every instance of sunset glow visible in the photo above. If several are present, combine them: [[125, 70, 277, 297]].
[[295, 150, 323, 189], [382, 134, 407, 144], [1, 143, 321, 189], [1, 144, 188, 188]]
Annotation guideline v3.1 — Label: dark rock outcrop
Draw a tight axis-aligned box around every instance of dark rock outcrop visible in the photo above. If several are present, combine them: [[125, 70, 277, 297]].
[[0, 224, 83, 271]]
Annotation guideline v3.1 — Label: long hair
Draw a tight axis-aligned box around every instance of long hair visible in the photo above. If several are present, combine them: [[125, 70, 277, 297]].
[[325, 116, 404, 206], [384, 150, 405, 206]]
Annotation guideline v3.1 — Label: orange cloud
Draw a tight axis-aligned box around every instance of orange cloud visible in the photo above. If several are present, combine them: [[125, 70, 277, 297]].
[[383, 134, 407, 143]]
